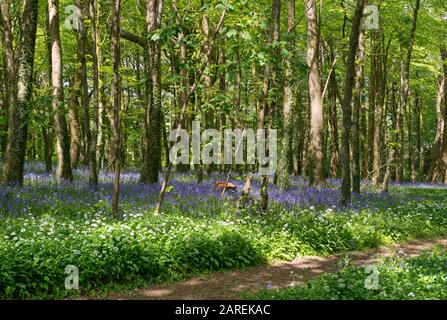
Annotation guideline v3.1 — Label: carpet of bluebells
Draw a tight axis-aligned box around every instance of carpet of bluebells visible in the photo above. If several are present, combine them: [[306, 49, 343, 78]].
[[251, 247, 447, 300], [1, 162, 447, 299]]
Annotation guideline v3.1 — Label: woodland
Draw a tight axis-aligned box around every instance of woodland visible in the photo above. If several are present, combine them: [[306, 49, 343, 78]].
[[2, 0, 447, 300]]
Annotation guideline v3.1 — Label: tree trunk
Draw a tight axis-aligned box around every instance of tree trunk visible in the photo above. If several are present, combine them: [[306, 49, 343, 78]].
[[399, 0, 420, 182], [278, 0, 295, 190], [0, 57, 6, 158], [76, 0, 98, 186], [201, 8, 212, 179], [408, 100, 415, 181], [89, 0, 100, 183], [111, 0, 121, 217], [327, 41, 340, 179], [372, 33, 390, 185], [68, 74, 82, 168], [415, 90, 423, 178], [293, 83, 304, 175], [42, 126, 53, 173], [240, 0, 279, 210], [352, 18, 365, 193], [428, 78, 445, 181], [371, 31, 384, 185], [366, 35, 377, 179], [382, 81, 399, 192], [340, 0, 365, 205], [1, 0, 39, 186], [306, 0, 325, 186], [0, 1, 15, 164], [48, 0, 73, 184], [140, 0, 164, 183], [440, 45, 447, 184], [218, 43, 228, 172]]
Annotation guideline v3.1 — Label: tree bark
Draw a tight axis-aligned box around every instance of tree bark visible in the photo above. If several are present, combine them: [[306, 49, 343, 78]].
[[382, 80, 399, 192], [48, 0, 73, 184], [340, 0, 365, 205], [327, 41, 340, 179], [0, 1, 15, 164], [352, 18, 365, 193], [278, 0, 295, 190], [76, 0, 98, 186], [428, 78, 445, 181], [68, 73, 82, 168], [372, 33, 390, 185], [0, 49, 6, 158], [140, 0, 164, 183], [399, 0, 420, 182], [306, 0, 325, 186], [1, 0, 39, 186], [111, 0, 121, 217], [201, 7, 213, 178], [440, 45, 447, 184], [366, 35, 377, 179], [415, 90, 423, 178]]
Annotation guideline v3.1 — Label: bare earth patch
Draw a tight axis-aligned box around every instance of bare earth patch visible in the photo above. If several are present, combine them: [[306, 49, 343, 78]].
[[86, 238, 447, 300]]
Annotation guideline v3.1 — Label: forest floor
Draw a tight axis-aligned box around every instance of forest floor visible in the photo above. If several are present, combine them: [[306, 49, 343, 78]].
[[88, 237, 447, 300]]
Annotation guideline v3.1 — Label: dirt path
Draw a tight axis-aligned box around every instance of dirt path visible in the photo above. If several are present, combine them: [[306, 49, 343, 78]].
[[92, 238, 447, 300]]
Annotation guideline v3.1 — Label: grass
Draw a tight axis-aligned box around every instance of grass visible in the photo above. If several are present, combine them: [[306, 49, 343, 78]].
[[249, 247, 447, 300], [1, 168, 447, 299]]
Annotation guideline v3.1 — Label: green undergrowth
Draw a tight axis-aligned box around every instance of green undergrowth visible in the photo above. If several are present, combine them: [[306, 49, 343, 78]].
[[1, 187, 447, 299]]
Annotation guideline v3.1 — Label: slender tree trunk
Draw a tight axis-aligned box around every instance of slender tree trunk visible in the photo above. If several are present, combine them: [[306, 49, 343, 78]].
[[293, 83, 304, 175], [241, 0, 279, 210], [68, 74, 82, 168], [111, 0, 121, 217], [340, 0, 365, 205], [382, 81, 399, 192], [372, 31, 384, 185], [278, 0, 295, 190], [1, 0, 39, 186], [366, 35, 377, 179], [146, 0, 163, 182], [372, 33, 390, 185], [428, 78, 445, 181], [396, 52, 405, 182], [399, 0, 420, 182], [48, 0, 73, 184], [0, 1, 15, 163], [173, 0, 190, 174], [201, 7, 212, 180], [260, 0, 280, 210], [218, 44, 227, 172], [0, 51, 6, 158], [440, 45, 447, 184], [306, 0, 325, 186], [90, 0, 103, 172], [76, 0, 98, 186], [408, 100, 415, 181], [89, 0, 100, 183], [415, 90, 423, 178], [327, 41, 340, 179], [352, 18, 365, 193], [42, 126, 53, 172], [43, 3, 53, 173]]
